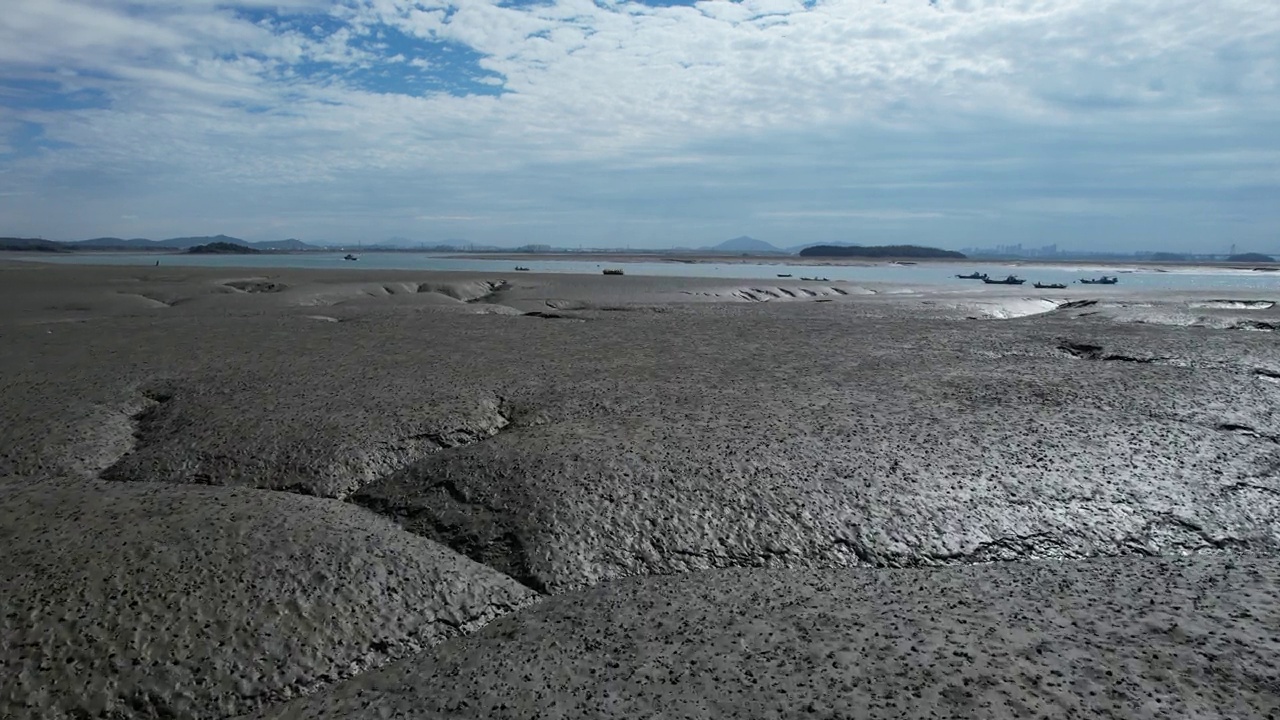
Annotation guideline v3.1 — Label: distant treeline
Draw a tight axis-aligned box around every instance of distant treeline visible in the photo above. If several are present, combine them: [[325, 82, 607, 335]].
[[0, 237, 69, 252], [1226, 252, 1276, 263], [186, 242, 261, 255], [799, 245, 967, 259]]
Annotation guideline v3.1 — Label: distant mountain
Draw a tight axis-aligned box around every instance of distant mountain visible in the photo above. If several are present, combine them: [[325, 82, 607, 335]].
[[707, 236, 785, 254], [61, 235, 319, 251], [0, 237, 70, 252], [66, 234, 250, 250], [799, 245, 966, 259], [186, 241, 260, 255], [70, 237, 157, 249], [254, 238, 318, 251], [382, 236, 420, 247]]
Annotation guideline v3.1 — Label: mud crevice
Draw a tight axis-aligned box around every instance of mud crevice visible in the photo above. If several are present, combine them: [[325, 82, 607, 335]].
[[223, 280, 287, 294], [98, 386, 176, 481], [461, 280, 512, 304], [115, 292, 173, 308], [1056, 299, 1100, 310], [352, 480, 546, 594], [400, 399, 514, 452], [923, 532, 1070, 564], [523, 311, 584, 321], [1152, 513, 1252, 552], [1215, 423, 1280, 445], [1190, 299, 1276, 310], [1056, 341, 1169, 364], [1220, 481, 1280, 497], [1227, 320, 1277, 332]]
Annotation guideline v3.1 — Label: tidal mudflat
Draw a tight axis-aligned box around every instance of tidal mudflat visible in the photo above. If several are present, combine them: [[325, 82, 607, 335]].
[[2, 262, 1277, 718]]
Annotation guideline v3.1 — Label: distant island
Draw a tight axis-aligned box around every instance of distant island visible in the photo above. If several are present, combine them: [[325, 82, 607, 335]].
[[1226, 252, 1276, 263], [799, 245, 967, 259], [186, 242, 261, 255]]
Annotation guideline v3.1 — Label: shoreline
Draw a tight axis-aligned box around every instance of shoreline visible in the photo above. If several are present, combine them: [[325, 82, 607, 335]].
[[5, 252, 1278, 281]]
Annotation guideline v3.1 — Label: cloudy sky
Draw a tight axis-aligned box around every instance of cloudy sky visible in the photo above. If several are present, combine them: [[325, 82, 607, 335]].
[[1, 0, 1277, 250]]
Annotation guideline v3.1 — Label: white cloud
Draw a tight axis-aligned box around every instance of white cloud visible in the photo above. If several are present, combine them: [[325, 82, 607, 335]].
[[0, 0, 1277, 249]]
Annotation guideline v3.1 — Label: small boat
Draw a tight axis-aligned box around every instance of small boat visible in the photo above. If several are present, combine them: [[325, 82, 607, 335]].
[[1034, 282, 1067, 289], [343, 254, 358, 261], [799, 276, 830, 282], [1078, 276, 1118, 285], [603, 268, 624, 276], [777, 273, 792, 278], [956, 272, 988, 280], [983, 275, 1026, 285], [514, 266, 530, 271]]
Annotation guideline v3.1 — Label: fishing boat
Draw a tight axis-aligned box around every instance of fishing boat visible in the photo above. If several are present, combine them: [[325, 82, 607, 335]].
[[343, 254, 358, 261], [603, 268, 625, 276], [777, 274, 792, 278], [956, 272, 988, 280], [983, 275, 1026, 285], [514, 266, 530, 271], [1034, 282, 1067, 289], [799, 276, 830, 282], [1079, 276, 1118, 285]]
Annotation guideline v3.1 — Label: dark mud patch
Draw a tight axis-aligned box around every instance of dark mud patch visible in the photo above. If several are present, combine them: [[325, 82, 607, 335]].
[[1057, 299, 1100, 310], [1056, 341, 1166, 364], [224, 280, 287, 294], [1190, 300, 1275, 310], [524, 311, 584, 321]]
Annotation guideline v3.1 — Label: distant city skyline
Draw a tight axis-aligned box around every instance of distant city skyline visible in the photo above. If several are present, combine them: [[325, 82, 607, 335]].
[[2, 1, 1278, 252]]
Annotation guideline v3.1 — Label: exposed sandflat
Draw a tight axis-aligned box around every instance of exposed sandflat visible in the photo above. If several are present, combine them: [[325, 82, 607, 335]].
[[1, 261, 1277, 718]]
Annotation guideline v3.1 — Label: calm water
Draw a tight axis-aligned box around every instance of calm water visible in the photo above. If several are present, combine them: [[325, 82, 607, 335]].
[[14, 252, 1280, 291]]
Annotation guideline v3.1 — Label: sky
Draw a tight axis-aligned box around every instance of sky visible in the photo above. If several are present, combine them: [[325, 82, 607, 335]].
[[0, 0, 1277, 251]]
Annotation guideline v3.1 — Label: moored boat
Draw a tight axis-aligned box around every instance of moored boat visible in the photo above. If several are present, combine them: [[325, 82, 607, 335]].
[[956, 272, 988, 280], [983, 275, 1026, 285], [1079, 276, 1118, 284], [1034, 282, 1067, 289]]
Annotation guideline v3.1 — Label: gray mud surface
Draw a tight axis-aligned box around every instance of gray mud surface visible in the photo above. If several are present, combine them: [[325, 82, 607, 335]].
[[0, 478, 534, 719], [2, 262, 1278, 718], [250, 555, 1280, 720]]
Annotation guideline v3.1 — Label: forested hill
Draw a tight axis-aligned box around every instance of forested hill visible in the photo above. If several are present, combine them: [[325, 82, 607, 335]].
[[799, 245, 966, 259]]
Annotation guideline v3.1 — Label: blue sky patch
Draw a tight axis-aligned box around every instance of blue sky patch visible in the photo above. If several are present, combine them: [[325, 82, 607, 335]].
[[0, 77, 111, 112]]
